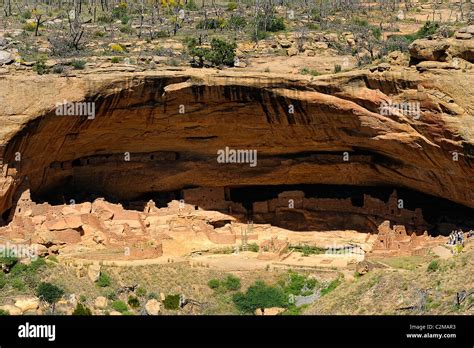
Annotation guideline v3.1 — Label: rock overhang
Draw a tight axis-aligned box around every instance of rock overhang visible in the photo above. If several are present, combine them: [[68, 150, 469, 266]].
[[0, 67, 473, 221]]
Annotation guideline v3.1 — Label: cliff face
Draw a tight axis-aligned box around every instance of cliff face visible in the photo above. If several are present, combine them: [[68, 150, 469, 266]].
[[0, 66, 473, 221]]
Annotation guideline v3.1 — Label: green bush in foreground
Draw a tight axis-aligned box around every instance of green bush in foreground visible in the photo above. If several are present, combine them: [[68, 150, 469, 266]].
[[128, 295, 140, 309], [96, 272, 111, 287], [223, 275, 241, 291], [111, 300, 128, 313], [36, 282, 64, 312], [232, 280, 287, 314], [427, 260, 439, 272], [164, 294, 180, 310], [72, 302, 92, 315], [208, 279, 220, 289]]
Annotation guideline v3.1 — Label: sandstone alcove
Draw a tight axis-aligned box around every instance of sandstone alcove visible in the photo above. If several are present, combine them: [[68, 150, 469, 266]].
[[0, 73, 473, 237]]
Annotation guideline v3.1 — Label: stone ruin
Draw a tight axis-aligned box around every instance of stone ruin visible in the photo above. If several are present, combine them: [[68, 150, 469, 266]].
[[257, 237, 290, 261], [371, 220, 445, 256], [0, 186, 449, 261], [180, 187, 427, 234]]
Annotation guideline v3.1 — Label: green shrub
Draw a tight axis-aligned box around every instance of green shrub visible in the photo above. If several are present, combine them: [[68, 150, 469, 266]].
[[72, 302, 92, 315], [223, 275, 241, 291], [29, 257, 46, 271], [96, 272, 111, 287], [232, 280, 287, 313], [136, 286, 147, 297], [266, 16, 285, 32], [197, 18, 219, 30], [93, 30, 106, 38], [0, 250, 18, 271], [71, 59, 86, 70], [36, 282, 64, 306], [0, 273, 6, 289], [128, 295, 140, 308], [120, 14, 130, 25], [285, 272, 308, 295], [112, 2, 128, 20], [247, 243, 259, 252], [228, 15, 246, 30], [119, 25, 134, 34], [334, 64, 342, 73], [427, 260, 439, 272], [320, 277, 341, 296], [147, 292, 159, 300], [163, 294, 180, 310], [0, 309, 9, 315], [208, 278, 220, 289], [188, 38, 236, 68], [111, 300, 128, 313], [33, 56, 48, 75], [22, 10, 32, 19], [186, 0, 199, 10], [97, 15, 113, 23], [52, 65, 64, 74], [12, 278, 26, 291], [206, 38, 237, 67], [154, 30, 169, 38], [404, 21, 439, 42], [111, 57, 121, 63], [106, 291, 117, 301], [79, 295, 87, 302], [227, 2, 238, 11], [23, 22, 37, 32]]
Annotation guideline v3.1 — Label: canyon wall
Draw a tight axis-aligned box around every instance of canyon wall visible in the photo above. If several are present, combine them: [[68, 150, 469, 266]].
[[0, 66, 473, 221]]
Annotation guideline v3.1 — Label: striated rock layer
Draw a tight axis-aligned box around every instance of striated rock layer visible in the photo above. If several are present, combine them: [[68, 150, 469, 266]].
[[0, 66, 473, 224]]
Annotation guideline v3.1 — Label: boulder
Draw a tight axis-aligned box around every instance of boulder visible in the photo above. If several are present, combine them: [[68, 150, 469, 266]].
[[0, 304, 22, 315], [448, 39, 474, 63], [263, 307, 286, 315], [55, 300, 74, 315], [455, 32, 472, 40], [255, 307, 285, 315], [408, 39, 449, 62], [287, 46, 298, 56], [416, 61, 457, 72], [94, 296, 108, 309], [109, 310, 122, 316], [278, 39, 292, 48], [87, 264, 101, 282], [145, 299, 161, 315], [14, 297, 40, 313], [356, 261, 372, 275], [409, 38, 474, 63], [0, 50, 13, 65]]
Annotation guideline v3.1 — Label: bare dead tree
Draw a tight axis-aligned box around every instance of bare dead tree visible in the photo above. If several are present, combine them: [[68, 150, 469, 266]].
[[67, 10, 84, 50]]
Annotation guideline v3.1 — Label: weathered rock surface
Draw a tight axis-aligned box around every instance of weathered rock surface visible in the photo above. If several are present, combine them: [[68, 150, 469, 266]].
[[145, 299, 161, 315], [0, 50, 12, 65], [14, 296, 40, 313], [0, 66, 472, 217], [409, 37, 474, 63], [94, 296, 108, 309]]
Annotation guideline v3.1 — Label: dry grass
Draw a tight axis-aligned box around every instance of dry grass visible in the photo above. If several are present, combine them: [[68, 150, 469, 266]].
[[306, 247, 474, 315]]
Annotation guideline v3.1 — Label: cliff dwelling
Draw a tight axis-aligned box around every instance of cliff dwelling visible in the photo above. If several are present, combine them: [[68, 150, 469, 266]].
[[0, 72, 473, 260]]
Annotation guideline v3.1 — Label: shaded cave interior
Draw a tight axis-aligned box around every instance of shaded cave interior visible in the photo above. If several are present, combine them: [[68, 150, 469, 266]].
[[13, 181, 474, 237]]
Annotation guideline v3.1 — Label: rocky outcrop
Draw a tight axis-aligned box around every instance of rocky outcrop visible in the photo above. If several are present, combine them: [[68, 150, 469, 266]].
[[0, 65, 473, 225], [408, 32, 474, 63]]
